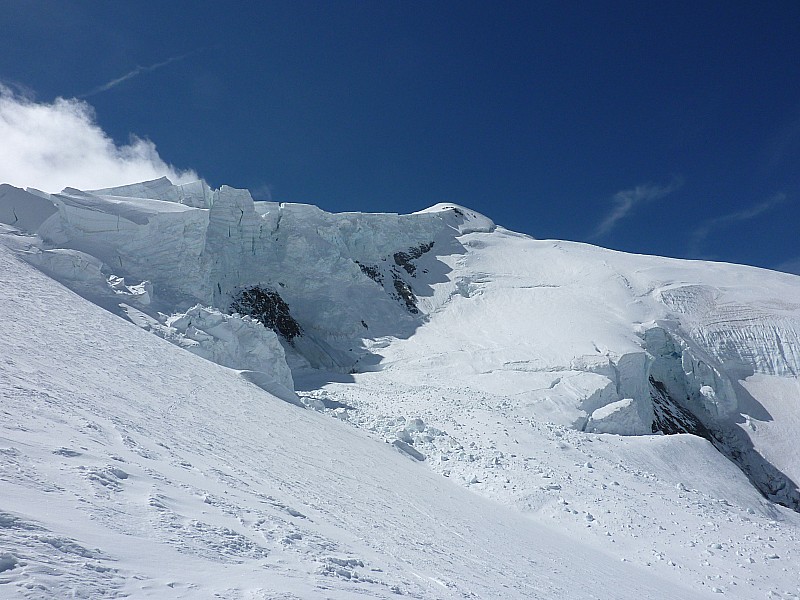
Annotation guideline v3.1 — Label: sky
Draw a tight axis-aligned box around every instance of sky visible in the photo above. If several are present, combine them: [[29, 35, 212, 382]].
[[0, 1, 798, 273]]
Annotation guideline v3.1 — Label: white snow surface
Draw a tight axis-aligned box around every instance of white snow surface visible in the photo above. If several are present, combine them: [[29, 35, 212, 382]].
[[0, 185, 57, 233], [1, 177, 800, 599], [121, 303, 295, 392]]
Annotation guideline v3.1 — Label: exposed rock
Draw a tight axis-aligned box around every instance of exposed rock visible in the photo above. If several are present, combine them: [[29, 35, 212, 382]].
[[230, 286, 302, 342], [650, 377, 713, 440], [392, 275, 418, 314], [393, 241, 434, 277], [356, 261, 383, 284]]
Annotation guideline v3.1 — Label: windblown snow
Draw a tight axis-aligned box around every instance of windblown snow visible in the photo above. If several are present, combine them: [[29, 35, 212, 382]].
[[1, 177, 799, 599]]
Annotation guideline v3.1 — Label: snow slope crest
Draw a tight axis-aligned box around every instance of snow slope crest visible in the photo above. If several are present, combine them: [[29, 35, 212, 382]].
[[414, 202, 495, 234]]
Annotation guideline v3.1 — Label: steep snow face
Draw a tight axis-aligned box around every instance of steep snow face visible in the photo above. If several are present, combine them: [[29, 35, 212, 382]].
[[657, 282, 800, 377], [374, 227, 799, 427], [371, 227, 800, 506]]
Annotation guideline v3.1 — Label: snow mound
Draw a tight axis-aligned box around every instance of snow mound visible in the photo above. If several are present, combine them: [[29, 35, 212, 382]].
[[22, 247, 154, 307], [122, 303, 294, 391], [415, 202, 495, 234], [26, 247, 106, 283]]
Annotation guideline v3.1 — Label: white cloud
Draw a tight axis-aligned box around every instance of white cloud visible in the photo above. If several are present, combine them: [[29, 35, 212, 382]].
[[688, 193, 786, 256], [0, 86, 198, 193], [591, 178, 683, 239]]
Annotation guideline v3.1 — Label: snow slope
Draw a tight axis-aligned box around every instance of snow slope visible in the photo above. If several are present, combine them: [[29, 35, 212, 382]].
[[359, 227, 800, 502], [1, 177, 800, 599], [0, 243, 728, 600]]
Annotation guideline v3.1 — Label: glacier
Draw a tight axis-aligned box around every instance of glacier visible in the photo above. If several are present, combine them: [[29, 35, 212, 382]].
[[1, 177, 799, 598], [8, 176, 800, 502]]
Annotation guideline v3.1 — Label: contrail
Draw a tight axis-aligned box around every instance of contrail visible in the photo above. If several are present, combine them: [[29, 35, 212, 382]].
[[79, 52, 194, 98]]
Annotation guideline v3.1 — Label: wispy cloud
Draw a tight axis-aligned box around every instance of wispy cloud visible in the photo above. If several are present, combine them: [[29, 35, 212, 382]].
[[591, 177, 683, 239], [80, 52, 194, 98], [761, 112, 800, 176], [688, 193, 786, 257], [249, 183, 274, 202], [0, 85, 198, 192]]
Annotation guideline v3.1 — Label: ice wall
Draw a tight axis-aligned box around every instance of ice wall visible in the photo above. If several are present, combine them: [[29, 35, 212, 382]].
[[658, 284, 800, 377], [0, 184, 58, 232], [32, 178, 497, 371]]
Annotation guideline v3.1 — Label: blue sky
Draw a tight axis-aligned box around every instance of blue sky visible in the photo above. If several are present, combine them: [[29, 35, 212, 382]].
[[1, 1, 798, 273]]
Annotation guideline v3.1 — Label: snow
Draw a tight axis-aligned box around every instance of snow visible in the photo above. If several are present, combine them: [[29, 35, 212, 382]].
[[739, 375, 800, 485], [413, 203, 496, 235], [0, 184, 57, 233], [1, 176, 800, 599], [585, 397, 651, 434], [90, 177, 215, 209], [0, 244, 717, 599], [121, 303, 295, 391]]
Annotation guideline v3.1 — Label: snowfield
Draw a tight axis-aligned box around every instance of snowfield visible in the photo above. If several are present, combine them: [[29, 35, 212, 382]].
[[1, 178, 799, 599]]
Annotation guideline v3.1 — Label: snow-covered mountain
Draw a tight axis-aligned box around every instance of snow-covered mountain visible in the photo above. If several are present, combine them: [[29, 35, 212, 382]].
[[1, 178, 798, 599]]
